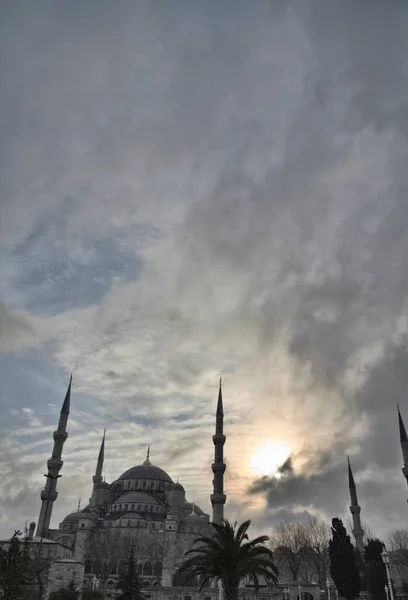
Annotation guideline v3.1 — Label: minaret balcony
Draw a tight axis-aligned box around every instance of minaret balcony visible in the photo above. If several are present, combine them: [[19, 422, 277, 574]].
[[210, 493, 226, 505], [47, 457, 63, 472], [53, 430, 68, 442], [212, 462, 226, 473], [350, 505, 361, 515], [41, 489, 58, 502], [212, 434, 226, 445]]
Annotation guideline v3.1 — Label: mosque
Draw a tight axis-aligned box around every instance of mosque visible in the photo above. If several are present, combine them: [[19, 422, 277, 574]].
[[8, 377, 408, 599], [33, 376, 227, 598]]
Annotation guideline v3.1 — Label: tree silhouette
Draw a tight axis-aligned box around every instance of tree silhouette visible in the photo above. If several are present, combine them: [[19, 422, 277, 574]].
[[329, 518, 360, 600], [116, 545, 145, 600]]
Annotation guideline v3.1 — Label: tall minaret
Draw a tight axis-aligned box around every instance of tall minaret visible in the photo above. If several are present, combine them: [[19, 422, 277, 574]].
[[36, 376, 71, 538], [348, 456, 364, 554], [211, 379, 226, 525], [90, 429, 106, 505], [398, 404, 408, 496]]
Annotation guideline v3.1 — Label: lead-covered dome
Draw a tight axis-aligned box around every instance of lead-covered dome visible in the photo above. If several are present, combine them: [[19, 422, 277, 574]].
[[118, 464, 173, 483], [62, 511, 81, 523]]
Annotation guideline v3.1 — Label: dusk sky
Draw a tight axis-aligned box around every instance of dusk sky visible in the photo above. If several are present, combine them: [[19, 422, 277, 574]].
[[1, 0, 408, 541]]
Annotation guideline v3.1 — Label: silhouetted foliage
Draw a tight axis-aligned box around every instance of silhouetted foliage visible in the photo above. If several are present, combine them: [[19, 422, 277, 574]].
[[364, 538, 387, 600], [329, 518, 360, 600], [80, 591, 105, 600], [49, 580, 80, 600], [0, 531, 35, 600], [116, 545, 145, 600], [180, 519, 279, 600]]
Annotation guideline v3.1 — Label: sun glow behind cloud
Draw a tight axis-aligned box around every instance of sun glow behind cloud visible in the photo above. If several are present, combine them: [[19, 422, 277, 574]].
[[248, 440, 291, 477]]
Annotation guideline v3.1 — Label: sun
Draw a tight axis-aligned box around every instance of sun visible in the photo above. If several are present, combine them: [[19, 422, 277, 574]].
[[249, 440, 291, 477]]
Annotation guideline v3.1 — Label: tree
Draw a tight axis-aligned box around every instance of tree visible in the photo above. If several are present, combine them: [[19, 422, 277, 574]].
[[81, 592, 105, 600], [269, 521, 306, 582], [388, 529, 408, 583], [116, 545, 145, 600], [0, 531, 35, 600], [48, 580, 80, 600], [300, 516, 331, 588], [329, 518, 360, 600], [180, 519, 278, 600], [364, 538, 387, 600]]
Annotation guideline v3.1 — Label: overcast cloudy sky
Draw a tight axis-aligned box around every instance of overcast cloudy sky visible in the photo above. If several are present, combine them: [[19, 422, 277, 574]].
[[1, 0, 408, 541]]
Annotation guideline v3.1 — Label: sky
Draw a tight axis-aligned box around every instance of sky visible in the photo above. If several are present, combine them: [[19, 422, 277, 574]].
[[1, 0, 408, 542]]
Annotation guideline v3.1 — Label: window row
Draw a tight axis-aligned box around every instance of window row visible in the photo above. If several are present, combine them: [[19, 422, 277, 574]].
[[111, 503, 165, 513], [84, 558, 163, 577]]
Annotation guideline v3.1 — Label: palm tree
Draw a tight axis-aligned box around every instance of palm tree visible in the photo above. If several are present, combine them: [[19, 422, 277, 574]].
[[179, 519, 279, 600]]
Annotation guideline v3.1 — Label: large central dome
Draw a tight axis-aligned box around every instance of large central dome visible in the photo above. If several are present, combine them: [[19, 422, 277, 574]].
[[118, 463, 173, 483]]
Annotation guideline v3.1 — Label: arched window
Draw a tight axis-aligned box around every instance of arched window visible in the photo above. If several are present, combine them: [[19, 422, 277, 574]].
[[132, 504, 135, 510], [143, 561, 152, 576], [153, 561, 162, 578], [150, 481, 154, 489], [93, 559, 102, 575], [108, 560, 117, 575], [138, 563, 143, 575], [150, 505, 153, 512], [143, 481, 147, 489], [135, 481, 139, 489], [137, 505, 141, 511], [127, 481, 131, 489], [127, 520, 131, 526], [125, 504, 128, 510], [84, 559, 92, 574]]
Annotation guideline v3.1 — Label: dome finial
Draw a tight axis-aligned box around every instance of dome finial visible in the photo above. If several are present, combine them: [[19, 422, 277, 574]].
[[77, 498, 81, 511], [143, 446, 151, 465], [191, 500, 196, 514]]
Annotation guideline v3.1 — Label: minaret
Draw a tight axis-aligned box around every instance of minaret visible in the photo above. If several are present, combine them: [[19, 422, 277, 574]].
[[36, 376, 71, 538], [90, 430, 106, 504], [398, 404, 408, 495], [347, 456, 364, 554], [211, 379, 226, 524]]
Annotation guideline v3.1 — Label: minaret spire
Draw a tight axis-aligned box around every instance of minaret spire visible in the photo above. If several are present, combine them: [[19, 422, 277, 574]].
[[36, 375, 72, 538], [211, 378, 226, 524], [90, 429, 106, 505], [347, 456, 364, 554], [398, 405, 408, 495]]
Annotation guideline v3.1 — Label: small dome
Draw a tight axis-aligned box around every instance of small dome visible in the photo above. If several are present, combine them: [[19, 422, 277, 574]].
[[118, 464, 173, 483], [185, 502, 204, 515], [172, 482, 185, 491], [182, 513, 205, 526], [62, 512, 81, 523], [115, 491, 160, 505]]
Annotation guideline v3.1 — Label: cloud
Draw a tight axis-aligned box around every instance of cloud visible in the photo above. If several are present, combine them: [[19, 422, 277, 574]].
[[0, 301, 42, 353], [1, 0, 408, 540]]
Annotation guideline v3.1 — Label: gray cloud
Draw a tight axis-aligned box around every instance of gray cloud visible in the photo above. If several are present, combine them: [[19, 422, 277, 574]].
[[1, 0, 408, 540]]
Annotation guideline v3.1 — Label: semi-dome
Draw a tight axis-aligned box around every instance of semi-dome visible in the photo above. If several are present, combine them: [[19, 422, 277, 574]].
[[115, 491, 160, 505], [118, 464, 173, 483], [120, 512, 143, 520]]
